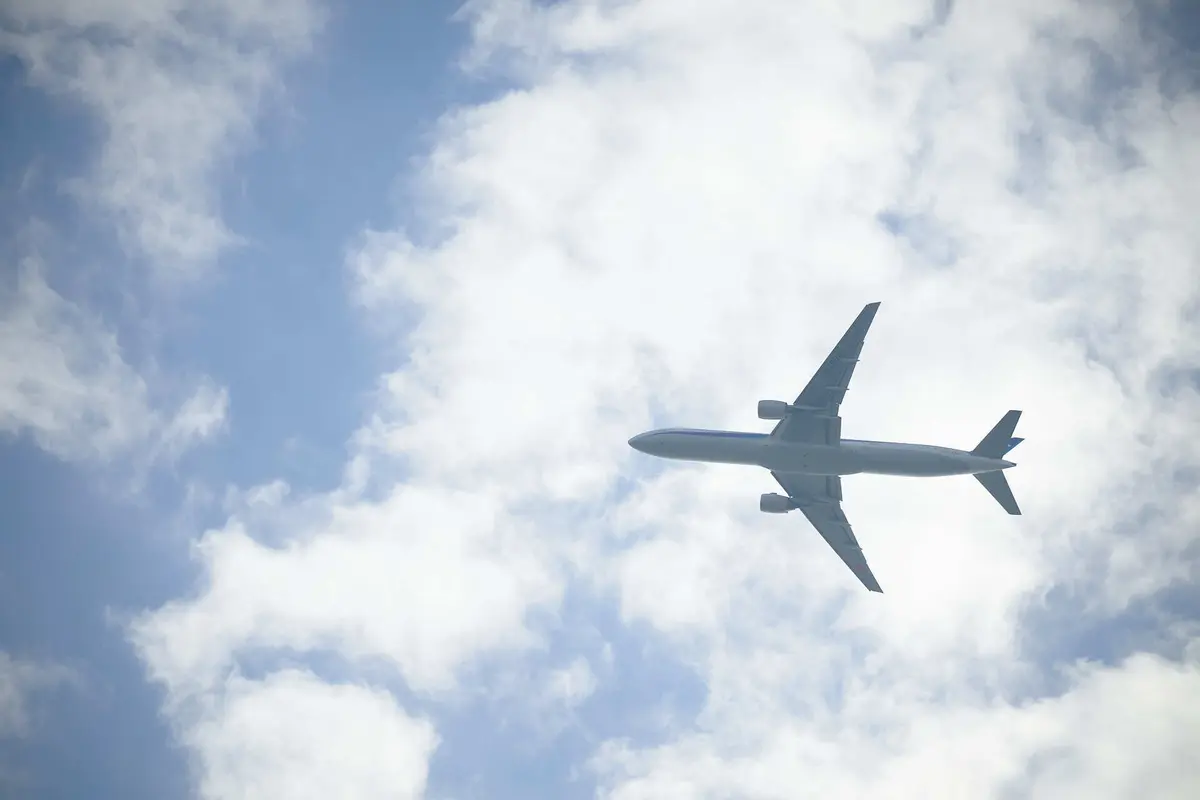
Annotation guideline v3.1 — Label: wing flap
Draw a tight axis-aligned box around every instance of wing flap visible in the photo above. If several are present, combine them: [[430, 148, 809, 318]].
[[825, 474, 843, 502], [824, 415, 842, 445]]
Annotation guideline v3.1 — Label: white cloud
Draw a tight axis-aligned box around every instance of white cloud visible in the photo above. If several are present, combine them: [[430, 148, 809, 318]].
[[130, 482, 560, 699], [135, 0, 1200, 796], [0, 261, 227, 463], [0, 0, 323, 278], [546, 657, 597, 708], [0, 0, 315, 465], [0, 652, 74, 739], [592, 653, 1200, 800], [186, 670, 437, 800]]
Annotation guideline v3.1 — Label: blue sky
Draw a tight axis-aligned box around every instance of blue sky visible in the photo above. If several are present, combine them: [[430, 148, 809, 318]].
[[2, 2, 1199, 799], [2, 4, 470, 795]]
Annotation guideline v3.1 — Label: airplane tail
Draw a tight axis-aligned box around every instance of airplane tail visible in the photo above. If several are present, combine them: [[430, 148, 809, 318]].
[[971, 410, 1023, 458], [970, 410, 1023, 515], [973, 471, 1021, 515]]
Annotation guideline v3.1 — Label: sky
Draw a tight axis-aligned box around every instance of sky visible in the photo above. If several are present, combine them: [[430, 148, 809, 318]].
[[0, 0, 1198, 798]]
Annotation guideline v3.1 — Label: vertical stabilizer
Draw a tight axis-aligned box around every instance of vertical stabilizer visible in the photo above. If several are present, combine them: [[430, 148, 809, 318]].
[[973, 470, 1021, 515], [972, 410, 1022, 458]]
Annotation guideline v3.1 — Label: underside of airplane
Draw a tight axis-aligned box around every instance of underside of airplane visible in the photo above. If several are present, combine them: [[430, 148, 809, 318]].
[[628, 302, 1024, 593]]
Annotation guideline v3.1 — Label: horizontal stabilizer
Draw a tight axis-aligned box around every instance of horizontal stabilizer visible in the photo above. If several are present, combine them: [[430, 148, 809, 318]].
[[973, 470, 1021, 515], [972, 410, 1022, 458]]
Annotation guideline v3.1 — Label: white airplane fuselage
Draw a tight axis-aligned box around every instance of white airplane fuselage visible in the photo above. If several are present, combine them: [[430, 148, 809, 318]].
[[627, 428, 1015, 477]]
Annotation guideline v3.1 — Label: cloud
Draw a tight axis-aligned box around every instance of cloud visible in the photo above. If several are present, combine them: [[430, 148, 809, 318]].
[[546, 656, 598, 708], [0, 0, 319, 465], [0, 0, 323, 278], [0, 261, 227, 463], [130, 482, 560, 700], [0, 652, 75, 739], [185, 670, 437, 800], [134, 0, 1199, 796], [591, 653, 1200, 800]]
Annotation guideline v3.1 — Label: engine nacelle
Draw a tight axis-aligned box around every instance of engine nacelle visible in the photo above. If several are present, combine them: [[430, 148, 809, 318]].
[[757, 399, 791, 420], [760, 492, 797, 513]]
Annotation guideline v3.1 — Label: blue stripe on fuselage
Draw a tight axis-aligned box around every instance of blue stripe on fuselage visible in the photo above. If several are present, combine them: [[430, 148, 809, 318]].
[[656, 428, 768, 439], [655, 430, 927, 449]]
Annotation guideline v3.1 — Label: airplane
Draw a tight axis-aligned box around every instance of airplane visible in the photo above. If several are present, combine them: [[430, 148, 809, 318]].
[[627, 302, 1022, 593]]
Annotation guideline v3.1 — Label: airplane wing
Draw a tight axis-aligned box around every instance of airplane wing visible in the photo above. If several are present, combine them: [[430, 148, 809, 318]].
[[771, 470, 883, 593], [770, 302, 881, 444]]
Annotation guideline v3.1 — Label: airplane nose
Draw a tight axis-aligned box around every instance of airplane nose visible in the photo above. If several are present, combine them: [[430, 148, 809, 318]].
[[628, 433, 651, 453]]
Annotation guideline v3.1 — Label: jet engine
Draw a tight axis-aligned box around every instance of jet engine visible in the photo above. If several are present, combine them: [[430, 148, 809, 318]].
[[757, 399, 791, 420], [760, 492, 797, 513]]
